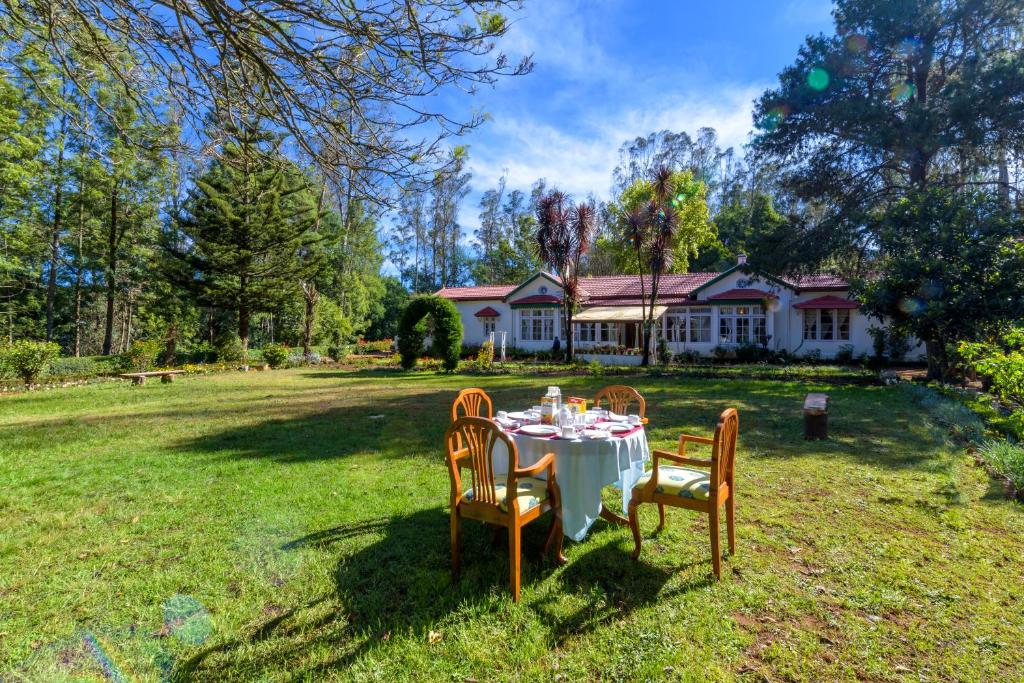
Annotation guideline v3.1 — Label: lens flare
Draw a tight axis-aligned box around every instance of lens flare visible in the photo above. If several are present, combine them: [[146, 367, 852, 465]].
[[890, 82, 916, 103], [898, 297, 925, 316], [919, 280, 943, 300], [163, 595, 213, 645], [83, 631, 129, 683], [759, 104, 790, 133], [807, 67, 830, 91], [844, 33, 868, 53], [896, 37, 922, 58]]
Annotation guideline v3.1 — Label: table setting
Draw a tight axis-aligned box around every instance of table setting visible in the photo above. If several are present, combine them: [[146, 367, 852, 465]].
[[489, 387, 651, 542]]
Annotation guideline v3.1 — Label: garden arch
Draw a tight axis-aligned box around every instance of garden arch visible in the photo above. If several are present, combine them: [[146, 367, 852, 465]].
[[397, 295, 464, 372]]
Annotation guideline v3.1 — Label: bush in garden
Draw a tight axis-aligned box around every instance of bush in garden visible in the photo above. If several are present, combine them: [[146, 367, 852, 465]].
[[475, 340, 495, 371], [117, 340, 162, 372], [835, 344, 856, 365], [0, 340, 62, 385], [656, 336, 671, 365], [959, 329, 1024, 408], [397, 295, 463, 372], [46, 356, 116, 379], [261, 343, 289, 368], [214, 335, 246, 363], [356, 339, 393, 354], [978, 440, 1024, 496]]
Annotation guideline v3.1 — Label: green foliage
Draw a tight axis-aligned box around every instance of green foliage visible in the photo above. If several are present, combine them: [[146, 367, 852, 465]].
[[587, 359, 604, 378], [214, 335, 246, 363], [858, 190, 1024, 378], [959, 329, 1024, 409], [978, 441, 1024, 495], [45, 355, 116, 379], [261, 343, 289, 368], [656, 336, 671, 365], [356, 339, 394, 354], [117, 340, 161, 372], [902, 384, 987, 445], [0, 340, 61, 384], [475, 339, 495, 371], [397, 295, 463, 372], [835, 344, 855, 365]]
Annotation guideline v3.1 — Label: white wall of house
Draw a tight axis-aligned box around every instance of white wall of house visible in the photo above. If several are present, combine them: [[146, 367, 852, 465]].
[[444, 268, 924, 362]]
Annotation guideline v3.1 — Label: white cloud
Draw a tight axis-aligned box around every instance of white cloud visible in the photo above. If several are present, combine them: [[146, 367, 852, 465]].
[[466, 83, 766, 203]]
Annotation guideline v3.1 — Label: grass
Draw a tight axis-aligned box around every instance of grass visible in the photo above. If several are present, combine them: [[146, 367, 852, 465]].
[[2, 368, 1023, 681]]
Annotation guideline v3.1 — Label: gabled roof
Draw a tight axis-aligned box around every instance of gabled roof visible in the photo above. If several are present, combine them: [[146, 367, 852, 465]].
[[793, 295, 859, 309], [435, 284, 515, 301], [788, 275, 850, 290], [504, 271, 562, 299], [474, 306, 501, 317], [508, 294, 562, 306]]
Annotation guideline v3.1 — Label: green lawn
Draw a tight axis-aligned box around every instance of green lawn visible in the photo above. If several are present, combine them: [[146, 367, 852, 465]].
[[2, 369, 1023, 681]]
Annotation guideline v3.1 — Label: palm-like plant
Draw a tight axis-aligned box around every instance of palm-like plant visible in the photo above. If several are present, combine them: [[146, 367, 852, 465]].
[[536, 190, 595, 361]]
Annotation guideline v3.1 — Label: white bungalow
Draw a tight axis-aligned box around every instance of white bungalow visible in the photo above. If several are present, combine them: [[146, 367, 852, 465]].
[[436, 256, 916, 363]]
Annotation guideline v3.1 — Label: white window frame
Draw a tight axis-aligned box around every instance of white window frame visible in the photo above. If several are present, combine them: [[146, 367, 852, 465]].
[[520, 308, 556, 342], [481, 317, 496, 336], [803, 308, 851, 341], [718, 305, 765, 345], [663, 308, 713, 344]]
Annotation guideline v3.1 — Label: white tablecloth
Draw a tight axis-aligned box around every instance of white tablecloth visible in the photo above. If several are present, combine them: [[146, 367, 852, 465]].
[[492, 428, 650, 541]]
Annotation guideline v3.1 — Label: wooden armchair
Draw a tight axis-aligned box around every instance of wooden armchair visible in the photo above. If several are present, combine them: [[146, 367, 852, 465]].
[[627, 408, 738, 579], [451, 388, 494, 421], [593, 385, 648, 424], [445, 416, 566, 601]]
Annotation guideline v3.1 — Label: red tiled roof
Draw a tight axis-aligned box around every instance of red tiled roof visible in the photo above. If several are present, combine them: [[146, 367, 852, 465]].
[[788, 274, 849, 290], [793, 295, 859, 310], [508, 294, 562, 306], [473, 306, 501, 317], [435, 284, 515, 301], [708, 288, 778, 301]]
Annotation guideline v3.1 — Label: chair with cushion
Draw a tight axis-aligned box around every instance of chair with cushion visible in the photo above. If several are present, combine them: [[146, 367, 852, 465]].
[[451, 387, 494, 421], [593, 385, 648, 424], [445, 416, 565, 601], [627, 408, 738, 578]]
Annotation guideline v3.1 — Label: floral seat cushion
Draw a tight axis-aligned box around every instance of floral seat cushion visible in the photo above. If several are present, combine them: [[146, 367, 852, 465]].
[[462, 477, 548, 512], [634, 465, 711, 500]]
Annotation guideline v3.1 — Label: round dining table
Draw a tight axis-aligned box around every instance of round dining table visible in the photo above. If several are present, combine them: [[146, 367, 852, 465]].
[[491, 423, 651, 541]]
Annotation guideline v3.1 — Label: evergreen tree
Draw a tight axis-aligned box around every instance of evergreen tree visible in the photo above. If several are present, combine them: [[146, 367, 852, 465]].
[[171, 123, 320, 357]]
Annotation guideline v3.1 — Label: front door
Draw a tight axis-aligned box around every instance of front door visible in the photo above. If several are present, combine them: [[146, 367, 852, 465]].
[[624, 322, 637, 349]]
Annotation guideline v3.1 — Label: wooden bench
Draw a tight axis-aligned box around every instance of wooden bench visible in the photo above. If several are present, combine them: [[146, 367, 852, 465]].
[[803, 392, 829, 440], [120, 370, 185, 386]]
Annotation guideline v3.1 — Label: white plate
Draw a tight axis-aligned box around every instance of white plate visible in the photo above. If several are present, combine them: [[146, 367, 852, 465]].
[[607, 412, 629, 422], [507, 411, 533, 421], [518, 424, 559, 437], [582, 429, 611, 440], [606, 423, 632, 433]]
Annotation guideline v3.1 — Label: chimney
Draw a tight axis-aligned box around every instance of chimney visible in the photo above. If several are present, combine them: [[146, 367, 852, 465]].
[[737, 253, 748, 266]]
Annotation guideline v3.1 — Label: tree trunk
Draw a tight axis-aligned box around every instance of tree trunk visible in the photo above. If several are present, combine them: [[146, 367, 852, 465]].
[[72, 173, 85, 357], [564, 306, 574, 363], [302, 282, 317, 356], [46, 131, 66, 342], [164, 324, 177, 365], [238, 304, 250, 363], [102, 181, 119, 356], [924, 338, 946, 381]]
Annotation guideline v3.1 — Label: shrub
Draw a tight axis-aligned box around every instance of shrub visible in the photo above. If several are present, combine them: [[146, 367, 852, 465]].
[[712, 345, 732, 361], [356, 339, 393, 354], [735, 343, 769, 363], [801, 349, 823, 363], [261, 343, 289, 368], [183, 342, 217, 364], [46, 355, 115, 379], [674, 350, 700, 364], [327, 344, 352, 360], [978, 440, 1024, 494], [0, 340, 62, 385], [588, 360, 604, 378], [117, 340, 162, 373], [475, 340, 495, 371], [656, 336, 671, 365], [397, 295, 463, 372], [835, 344, 856, 365], [215, 335, 246, 363]]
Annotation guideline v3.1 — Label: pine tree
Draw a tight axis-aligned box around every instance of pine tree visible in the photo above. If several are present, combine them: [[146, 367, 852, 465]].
[[171, 122, 320, 357]]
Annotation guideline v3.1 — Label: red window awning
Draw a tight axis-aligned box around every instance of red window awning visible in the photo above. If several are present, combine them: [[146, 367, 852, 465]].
[[474, 306, 501, 318]]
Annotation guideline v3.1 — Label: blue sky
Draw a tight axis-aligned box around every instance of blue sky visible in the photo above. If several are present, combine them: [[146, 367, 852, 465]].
[[430, 0, 836, 243]]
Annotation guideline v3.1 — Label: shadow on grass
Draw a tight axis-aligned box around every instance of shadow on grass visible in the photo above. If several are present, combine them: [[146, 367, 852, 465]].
[[173, 508, 564, 679]]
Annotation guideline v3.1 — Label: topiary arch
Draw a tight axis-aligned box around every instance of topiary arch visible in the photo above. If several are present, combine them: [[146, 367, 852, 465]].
[[398, 295, 463, 372]]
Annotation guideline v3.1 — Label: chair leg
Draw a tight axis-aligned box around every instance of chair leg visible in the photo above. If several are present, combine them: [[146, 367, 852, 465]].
[[709, 506, 722, 579], [656, 503, 667, 532], [726, 494, 736, 556], [450, 511, 461, 579], [628, 498, 642, 560], [509, 525, 522, 602]]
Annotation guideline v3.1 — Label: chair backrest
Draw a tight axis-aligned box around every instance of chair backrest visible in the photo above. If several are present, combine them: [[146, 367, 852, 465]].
[[593, 385, 646, 418], [451, 388, 494, 422], [445, 416, 516, 509], [711, 408, 739, 488]]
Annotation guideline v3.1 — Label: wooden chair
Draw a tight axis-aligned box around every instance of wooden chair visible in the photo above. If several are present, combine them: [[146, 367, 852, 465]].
[[451, 388, 493, 421], [627, 408, 739, 579], [445, 416, 566, 601], [594, 385, 648, 424]]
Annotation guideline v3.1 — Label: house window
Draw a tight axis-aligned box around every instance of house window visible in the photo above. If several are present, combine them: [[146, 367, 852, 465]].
[[663, 314, 685, 342], [719, 305, 765, 344], [576, 322, 596, 342], [481, 318, 496, 336], [803, 309, 851, 341], [689, 312, 711, 343], [520, 308, 555, 342], [599, 323, 616, 344]]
